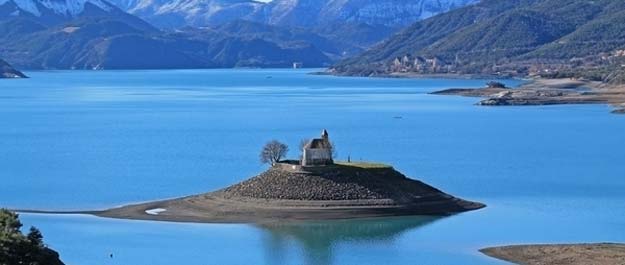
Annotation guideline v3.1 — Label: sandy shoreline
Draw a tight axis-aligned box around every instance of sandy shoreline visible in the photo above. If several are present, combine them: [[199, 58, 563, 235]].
[[324, 70, 625, 113], [14, 164, 486, 224], [14, 194, 483, 224], [481, 243, 625, 265], [90, 165, 485, 223], [91, 191, 484, 224]]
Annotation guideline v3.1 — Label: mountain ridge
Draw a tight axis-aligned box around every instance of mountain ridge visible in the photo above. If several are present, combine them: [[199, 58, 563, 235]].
[[0, 0, 336, 69], [107, 0, 478, 29], [330, 0, 625, 83], [0, 16, 332, 69], [0, 0, 478, 70]]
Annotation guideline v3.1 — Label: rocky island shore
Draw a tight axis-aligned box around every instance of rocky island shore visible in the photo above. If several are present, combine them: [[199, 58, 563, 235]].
[[94, 162, 484, 223], [481, 243, 625, 265], [431, 79, 625, 113], [17, 131, 483, 224]]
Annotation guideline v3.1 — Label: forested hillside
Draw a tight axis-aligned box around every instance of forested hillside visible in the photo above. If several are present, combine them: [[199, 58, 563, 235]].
[[331, 0, 625, 83]]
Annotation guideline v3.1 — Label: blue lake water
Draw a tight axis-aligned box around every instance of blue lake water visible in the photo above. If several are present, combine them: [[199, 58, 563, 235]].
[[1, 69, 625, 264]]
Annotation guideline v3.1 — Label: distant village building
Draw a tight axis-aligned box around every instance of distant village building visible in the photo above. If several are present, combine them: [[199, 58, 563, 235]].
[[392, 57, 402, 71], [413, 56, 426, 71], [401, 55, 411, 67], [293, 62, 304, 69], [302, 130, 333, 166], [390, 54, 450, 73], [426, 57, 446, 72]]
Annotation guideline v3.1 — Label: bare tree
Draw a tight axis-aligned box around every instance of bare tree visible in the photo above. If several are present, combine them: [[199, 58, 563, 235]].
[[299, 138, 310, 161], [260, 140, 289, 165], [299, 138, 310, 150]]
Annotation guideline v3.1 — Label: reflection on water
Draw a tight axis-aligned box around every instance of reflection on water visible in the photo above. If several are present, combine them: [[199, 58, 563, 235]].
[[259, 216, 441, 265]]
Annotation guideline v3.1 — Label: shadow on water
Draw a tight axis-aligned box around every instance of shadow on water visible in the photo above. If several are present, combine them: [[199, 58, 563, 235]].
[[257, 216, 442, 265]]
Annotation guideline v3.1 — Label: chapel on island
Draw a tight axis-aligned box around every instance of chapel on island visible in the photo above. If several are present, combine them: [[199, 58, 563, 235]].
[[301, 129, 333, 166]]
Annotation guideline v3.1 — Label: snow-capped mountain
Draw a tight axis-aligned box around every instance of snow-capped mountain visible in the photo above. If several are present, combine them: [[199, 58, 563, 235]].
[[0, 0, 479, 70], [129, 0, 265, 28], [0, 0, 111, 17], [265, 0, 478, 28], [0, 0, 151, 26], [106, 0, 478, 29]]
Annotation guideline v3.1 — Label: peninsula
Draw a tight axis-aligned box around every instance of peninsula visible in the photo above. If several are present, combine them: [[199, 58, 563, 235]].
[[96, 130, 484, 223], [431, 79, 625, 114]]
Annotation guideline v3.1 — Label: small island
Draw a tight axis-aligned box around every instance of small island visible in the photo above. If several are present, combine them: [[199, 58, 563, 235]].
[[96, 130, 484, 223], [481, 243, 625, 265], [0, 59, 27, 79]]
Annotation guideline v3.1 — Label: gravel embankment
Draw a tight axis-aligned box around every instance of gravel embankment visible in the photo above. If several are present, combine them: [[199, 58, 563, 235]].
[[92, 164, 485, 223], [222, 166, 441, 203]]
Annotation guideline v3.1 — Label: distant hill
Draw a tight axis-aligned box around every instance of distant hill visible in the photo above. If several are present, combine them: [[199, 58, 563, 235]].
[[0, 1, 331, 69], [212, 20, 386, 60], [330, 0, 625, 83], [0, 58, 27, 78], [0, 18, 331, 69]]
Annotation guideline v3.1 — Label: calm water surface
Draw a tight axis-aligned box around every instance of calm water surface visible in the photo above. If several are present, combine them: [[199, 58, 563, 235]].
[[1, 69, 624, 265]]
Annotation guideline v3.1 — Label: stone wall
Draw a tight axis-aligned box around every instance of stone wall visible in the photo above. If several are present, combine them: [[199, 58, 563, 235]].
[[274, 162, 305, 172], [302, 148, 332, 166]]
